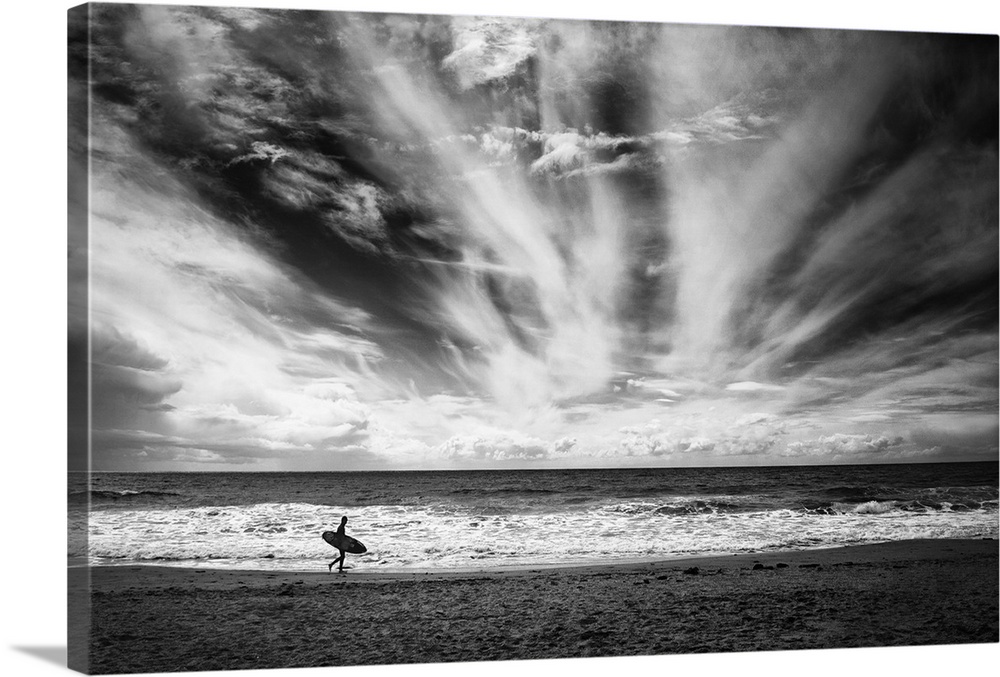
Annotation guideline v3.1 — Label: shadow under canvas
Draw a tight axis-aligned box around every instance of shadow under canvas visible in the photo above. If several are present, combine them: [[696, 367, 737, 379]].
[[13, 646, 67, 668]]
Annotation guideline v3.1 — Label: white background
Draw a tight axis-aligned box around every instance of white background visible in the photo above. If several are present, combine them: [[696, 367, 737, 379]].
[[2, 1, 998, 676]]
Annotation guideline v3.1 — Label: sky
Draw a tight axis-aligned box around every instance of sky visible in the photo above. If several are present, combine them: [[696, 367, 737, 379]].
[[68, 2, 999, 471]]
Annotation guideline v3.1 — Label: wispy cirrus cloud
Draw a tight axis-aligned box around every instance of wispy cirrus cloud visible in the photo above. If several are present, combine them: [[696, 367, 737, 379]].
[[75, 8, 997, 470], [86, 112, 393, 469]]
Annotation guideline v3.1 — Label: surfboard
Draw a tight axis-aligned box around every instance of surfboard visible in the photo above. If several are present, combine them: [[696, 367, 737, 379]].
[[322, 530, 367, 554]]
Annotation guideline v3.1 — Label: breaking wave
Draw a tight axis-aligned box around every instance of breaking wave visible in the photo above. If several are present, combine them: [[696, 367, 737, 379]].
[[80, 496, 998, 571]]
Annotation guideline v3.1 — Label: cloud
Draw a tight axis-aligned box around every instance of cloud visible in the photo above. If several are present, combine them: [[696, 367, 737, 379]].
[[259, 156, 394, 255], [530, 132, 588, 174], [443, 18, 536, 89], [88, 324, 183, 432], [90, 381, 375, 469], [185, 397, 370, 449], [653, 91, 784, 148], [85, 106, 398, 468], [77, 10, 997, 470], [91, 363, 182, 408], [227, 141, 291, 166], [614, 413, 788, 460], [726, 382, 785, 393], [908, 414, 999, 459], [435, 427, 563, 462], [91, 324, 170, 372], [783, 433, 910, 459]]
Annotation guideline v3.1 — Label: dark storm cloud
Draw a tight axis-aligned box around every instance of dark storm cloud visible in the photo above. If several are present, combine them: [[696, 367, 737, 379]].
[[91, 363, 181, 407], [87, 324, 182, 432], [91, 325, 170, 372]]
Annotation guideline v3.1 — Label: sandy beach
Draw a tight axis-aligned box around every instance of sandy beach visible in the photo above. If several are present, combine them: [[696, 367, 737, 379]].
[[78, 538, 998, 674]]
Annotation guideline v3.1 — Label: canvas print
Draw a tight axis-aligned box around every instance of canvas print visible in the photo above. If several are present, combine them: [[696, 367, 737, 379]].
[[68, 2, 998, 674]]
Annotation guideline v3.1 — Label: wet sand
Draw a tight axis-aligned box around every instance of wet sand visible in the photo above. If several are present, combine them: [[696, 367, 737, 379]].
[[82, 538, 998, 674]]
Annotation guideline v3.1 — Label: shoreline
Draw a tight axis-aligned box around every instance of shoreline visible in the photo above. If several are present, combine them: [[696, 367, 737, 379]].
[[81, 538, 998, 673], [83, 536, 997, 583]]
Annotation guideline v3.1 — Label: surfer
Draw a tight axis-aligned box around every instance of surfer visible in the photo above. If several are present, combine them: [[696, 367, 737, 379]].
[[323, 516, 356, 573]]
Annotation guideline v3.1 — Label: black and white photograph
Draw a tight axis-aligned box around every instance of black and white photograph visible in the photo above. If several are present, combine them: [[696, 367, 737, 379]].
[[55, 0, 1000, 674]]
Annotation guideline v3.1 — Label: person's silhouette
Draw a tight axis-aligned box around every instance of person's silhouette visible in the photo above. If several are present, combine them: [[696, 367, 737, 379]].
[[324, 516, 350, 573]]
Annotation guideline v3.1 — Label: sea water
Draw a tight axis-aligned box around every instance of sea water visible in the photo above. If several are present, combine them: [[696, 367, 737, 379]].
[[70, 462, 998, 571]]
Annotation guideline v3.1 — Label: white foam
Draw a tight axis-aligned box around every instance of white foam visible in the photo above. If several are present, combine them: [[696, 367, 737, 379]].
[[85, 499, 999, 571], [851, 500, 897, 514]]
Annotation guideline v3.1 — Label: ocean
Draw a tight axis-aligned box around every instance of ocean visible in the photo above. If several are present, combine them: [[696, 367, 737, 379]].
[[70, 462, 998, 572]]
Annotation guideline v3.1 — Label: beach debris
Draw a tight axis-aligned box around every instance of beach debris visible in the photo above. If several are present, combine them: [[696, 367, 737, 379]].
[[683, 566, 700, 575]]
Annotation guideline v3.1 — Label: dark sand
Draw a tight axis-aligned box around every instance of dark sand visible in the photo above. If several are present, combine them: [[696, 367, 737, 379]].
[[82, 539, 998, 674]]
